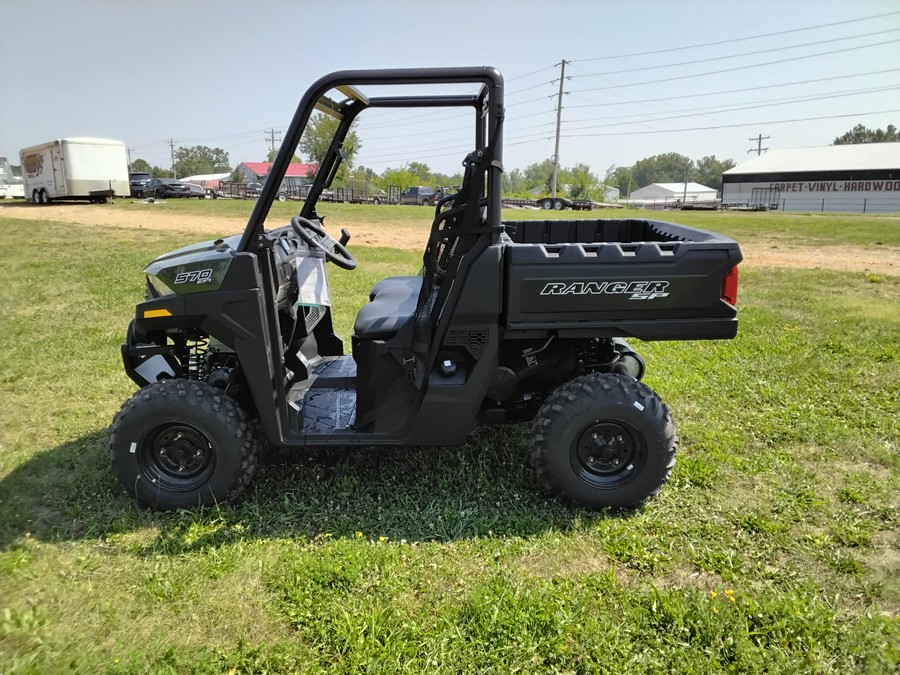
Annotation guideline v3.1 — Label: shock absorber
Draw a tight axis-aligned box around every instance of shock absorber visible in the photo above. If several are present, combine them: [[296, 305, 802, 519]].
[[184, 334, 209, 380]]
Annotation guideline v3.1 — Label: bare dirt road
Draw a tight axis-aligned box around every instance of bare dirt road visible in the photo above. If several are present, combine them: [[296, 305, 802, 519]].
[[2, 202, 897, 275]]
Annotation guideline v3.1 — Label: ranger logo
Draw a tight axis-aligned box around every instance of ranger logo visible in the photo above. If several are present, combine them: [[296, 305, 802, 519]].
[[540, 280, 670, 300]]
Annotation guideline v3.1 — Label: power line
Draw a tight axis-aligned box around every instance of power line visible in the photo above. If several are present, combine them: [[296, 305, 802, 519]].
[[563, 68, 900, 109], [567, 38, 900, 94], [505, 64, 558, 83], [558, 85, 900, 129], [562, 109, 900, 138], [569, 28, 900, 79], [570, 10, 900, 62]]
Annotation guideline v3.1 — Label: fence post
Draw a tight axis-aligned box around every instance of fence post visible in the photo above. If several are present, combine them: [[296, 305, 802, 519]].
[[863, 198, 867, 214], [821, 199, 825, 212]]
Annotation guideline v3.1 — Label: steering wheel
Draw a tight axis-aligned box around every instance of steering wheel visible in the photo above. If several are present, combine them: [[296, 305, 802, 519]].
[[290, 216, 356, 270]]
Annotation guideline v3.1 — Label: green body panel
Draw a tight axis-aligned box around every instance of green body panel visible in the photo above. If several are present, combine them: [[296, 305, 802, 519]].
[[144, 234, 241, 295]]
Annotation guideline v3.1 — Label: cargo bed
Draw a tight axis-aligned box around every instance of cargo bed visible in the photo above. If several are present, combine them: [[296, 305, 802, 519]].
[[501, 218, 742, 341]]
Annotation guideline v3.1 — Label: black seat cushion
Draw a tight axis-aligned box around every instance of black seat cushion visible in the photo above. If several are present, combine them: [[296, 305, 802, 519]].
[[354, 276, 423, 339], [368, 275, 421, 301]]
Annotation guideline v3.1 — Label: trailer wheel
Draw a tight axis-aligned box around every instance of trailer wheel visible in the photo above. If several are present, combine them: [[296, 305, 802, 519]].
[[372, 196, 381, 205], [553, 199, 564, 210], [541, 199, 552, 210], [531, 373, 677, 510], [277, 192, 287, 202], [110, 379, 260, 511]]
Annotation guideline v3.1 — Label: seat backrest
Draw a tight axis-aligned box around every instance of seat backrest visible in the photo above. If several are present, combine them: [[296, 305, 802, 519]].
[[412, 149, 492, 354]]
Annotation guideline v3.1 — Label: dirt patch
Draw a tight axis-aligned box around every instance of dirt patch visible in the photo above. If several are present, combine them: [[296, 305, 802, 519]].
[[3, 202, 897, 275], [744, 244, 898, 276]]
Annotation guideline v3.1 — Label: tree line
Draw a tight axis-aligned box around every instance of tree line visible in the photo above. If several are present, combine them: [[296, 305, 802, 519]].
[[131, 121, 897, 199]]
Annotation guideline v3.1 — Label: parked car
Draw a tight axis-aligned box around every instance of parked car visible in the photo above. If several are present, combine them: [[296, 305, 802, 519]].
[[147, 178, 192, 198], [398, 185, 435, 205], [183, 182, 207, 199], [129, 171, 152, 198]]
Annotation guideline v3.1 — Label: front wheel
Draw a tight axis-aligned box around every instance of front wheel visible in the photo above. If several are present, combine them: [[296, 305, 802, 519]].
[[531, 373, 676, 510], [110, 380, 260, 510]]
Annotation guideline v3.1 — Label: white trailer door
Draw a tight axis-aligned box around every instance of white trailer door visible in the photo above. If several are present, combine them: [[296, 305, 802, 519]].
[[51, 146, 66, 195]]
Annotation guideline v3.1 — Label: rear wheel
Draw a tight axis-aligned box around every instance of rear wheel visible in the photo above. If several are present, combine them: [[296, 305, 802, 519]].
[[553, 199, 564, 210], [541, 199, 552, 210], [110, 379, 260, 510], [531, 373, 676, 509], [32, 190, 40, 204]]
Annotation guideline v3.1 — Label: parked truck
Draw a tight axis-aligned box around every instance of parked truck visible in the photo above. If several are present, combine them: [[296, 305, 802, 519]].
[[20, 137, 129, 204]]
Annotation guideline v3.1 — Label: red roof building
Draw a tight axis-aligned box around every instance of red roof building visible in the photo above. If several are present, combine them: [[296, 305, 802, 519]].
[[238, 161, 317, 183]]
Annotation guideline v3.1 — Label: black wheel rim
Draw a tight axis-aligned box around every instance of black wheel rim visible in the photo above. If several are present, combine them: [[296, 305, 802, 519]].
[[139, 423, 216, 492], [571, 421, 646, 489]]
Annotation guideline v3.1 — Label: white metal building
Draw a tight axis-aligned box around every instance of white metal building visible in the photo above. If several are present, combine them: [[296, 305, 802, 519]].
[[722, 143, 900, 213], [628, 182, 717, 208]]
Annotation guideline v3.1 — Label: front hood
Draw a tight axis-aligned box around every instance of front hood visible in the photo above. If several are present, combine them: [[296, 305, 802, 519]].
[[144, 234, 242, 296]]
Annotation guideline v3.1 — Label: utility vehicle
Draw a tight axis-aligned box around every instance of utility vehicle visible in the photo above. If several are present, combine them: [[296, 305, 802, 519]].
[[110, 67, 742, 511]]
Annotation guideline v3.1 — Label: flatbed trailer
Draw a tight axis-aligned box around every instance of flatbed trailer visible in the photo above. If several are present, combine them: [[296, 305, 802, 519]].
[[502, 196, 617, 211]]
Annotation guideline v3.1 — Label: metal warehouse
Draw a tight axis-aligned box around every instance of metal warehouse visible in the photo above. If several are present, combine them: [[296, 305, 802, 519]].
[[722, 143, 900, 213]]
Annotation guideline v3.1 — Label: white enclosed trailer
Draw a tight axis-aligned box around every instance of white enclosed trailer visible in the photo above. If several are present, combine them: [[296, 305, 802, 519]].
[[20, 137, 129, 204]]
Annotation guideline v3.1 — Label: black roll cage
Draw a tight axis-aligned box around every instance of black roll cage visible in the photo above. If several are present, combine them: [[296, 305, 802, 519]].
[[237, 67, 505, 253]]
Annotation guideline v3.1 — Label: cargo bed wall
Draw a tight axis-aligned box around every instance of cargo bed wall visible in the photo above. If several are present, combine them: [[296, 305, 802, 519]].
[[501, 219, 742, 341]]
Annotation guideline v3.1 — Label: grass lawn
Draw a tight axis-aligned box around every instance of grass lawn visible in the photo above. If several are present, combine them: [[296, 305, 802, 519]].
[[0, 208, 898, 673]]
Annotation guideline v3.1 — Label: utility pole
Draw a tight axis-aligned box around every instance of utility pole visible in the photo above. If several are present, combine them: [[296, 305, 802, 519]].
[[265, 128, 282, 158], [748, 133, 769, 156], [168, 139, 177, 178], [550, 59, 568, 199]]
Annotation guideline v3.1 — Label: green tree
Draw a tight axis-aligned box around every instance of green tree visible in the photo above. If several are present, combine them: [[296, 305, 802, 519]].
[[432, 170, 463, 187], [299, 113, 361, 185], [833, 123, 898, 144], [502, 168, 528, 196], [631, 153, 693, 187], [567, 163, 599, 200], [353, 166, 377, 183], [694, 155, 736, 192], [227, 166, 245, 183], [154, 167, 174, 178], [604, 165, 634, 198], [131, 158, 151, 173], [173, 146, 230, 178], [379, 166, 417, 191], [406, 162, 432, 184], [524, 159, 563, 194]]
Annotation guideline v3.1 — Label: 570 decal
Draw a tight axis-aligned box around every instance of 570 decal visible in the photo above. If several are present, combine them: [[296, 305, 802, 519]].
[[174, 268, 214, 284], [540, 280, 670, 301]]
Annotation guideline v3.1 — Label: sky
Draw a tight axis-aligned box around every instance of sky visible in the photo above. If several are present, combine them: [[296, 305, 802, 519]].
[[1, 0, 899, 180]]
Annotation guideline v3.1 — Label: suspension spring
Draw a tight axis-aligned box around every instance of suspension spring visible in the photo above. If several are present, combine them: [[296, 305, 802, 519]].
[[184, 335, 209, 380]]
